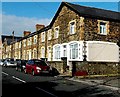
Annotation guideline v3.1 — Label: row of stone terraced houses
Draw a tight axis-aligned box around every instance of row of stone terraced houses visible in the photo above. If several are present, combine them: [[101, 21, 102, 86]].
[[2, 2, 120, 75]]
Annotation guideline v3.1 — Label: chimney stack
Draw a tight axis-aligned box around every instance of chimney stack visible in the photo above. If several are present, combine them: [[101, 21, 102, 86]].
[[24, 31, 31, 37], [36, 24, 45, 31]]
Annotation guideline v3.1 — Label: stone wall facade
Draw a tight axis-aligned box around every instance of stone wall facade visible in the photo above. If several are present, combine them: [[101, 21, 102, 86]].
[[2, 3, 120, 76]]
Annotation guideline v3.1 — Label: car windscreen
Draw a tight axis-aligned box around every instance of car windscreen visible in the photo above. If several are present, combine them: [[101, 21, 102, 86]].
[[10, 59, 14, 61], [34, 60, 47, 66]]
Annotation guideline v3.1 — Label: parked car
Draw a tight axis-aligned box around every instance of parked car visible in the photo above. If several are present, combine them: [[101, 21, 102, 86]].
[[0, 59, 5, 66], [3, 58, 16, 67], [16, 60, 28, 72], [25, 59, 51, 76]]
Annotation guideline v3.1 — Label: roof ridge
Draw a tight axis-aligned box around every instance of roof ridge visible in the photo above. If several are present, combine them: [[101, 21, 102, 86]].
[[64, 2, 120, 14]]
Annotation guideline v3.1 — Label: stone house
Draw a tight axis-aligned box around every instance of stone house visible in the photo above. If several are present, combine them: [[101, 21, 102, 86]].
[[2, 2, 120, 75]]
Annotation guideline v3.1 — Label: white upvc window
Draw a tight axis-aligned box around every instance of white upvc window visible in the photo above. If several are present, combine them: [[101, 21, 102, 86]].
[[28, 38, 31, 46], [47, 46, 51, 61], [69, 20, 76, 34], [69, 42, 78, 59], [54, 27, 59, 39], [41, 47, 45, 58], [23, 40, 26, 47], [48, 29, 52, 40], [53, 44, 61, 61], [100, 22, 107, 35], [34, 35, 37, 44], [61, 43, 67, 57], [41, 32, 45, 42], [33, 49, 37, 59]]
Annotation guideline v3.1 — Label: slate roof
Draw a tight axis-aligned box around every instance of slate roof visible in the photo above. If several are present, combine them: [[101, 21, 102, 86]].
[[50, 2, 120, 26], [1, 35, 22, 45]]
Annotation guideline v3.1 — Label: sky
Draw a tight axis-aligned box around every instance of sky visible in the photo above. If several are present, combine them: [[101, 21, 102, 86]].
[[1, 1, 120, 37]]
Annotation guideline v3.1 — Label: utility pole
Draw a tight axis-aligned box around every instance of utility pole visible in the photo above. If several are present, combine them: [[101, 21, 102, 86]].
[[11, 31, 14, 58]]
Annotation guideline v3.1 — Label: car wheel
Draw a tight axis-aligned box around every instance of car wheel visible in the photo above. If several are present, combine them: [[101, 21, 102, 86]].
[[32, 70, 35, 76], [4, 64, 7, 68], [24, 68, 27, 74]]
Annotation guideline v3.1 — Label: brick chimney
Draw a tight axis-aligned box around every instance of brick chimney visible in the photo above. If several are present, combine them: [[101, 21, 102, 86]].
[[36, 24, 45, 31], [24, 31, 31, 37]]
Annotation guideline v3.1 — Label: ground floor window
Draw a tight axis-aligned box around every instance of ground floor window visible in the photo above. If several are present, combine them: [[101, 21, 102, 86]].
[[69, 42, 78, 59], [41, 47, 45, 58], [48, 46, 51, 61], [53, 44, 61, 61], [33, 49, 37, 59]]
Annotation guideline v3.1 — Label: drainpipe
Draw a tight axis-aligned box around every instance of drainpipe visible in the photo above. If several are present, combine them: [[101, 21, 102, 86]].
[[83, 40, 87, 61]]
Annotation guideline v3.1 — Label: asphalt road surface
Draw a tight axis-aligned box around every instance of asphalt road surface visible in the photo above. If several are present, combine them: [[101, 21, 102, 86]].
[[2, 66, 120, 97]]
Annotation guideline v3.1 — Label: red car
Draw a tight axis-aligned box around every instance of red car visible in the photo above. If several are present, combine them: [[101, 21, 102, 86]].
[[24, 59, 51, 76]]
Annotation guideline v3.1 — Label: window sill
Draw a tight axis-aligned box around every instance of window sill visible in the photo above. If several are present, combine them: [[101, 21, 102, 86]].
[[98, 33, 107, 36], [69, 32, 76, 35]]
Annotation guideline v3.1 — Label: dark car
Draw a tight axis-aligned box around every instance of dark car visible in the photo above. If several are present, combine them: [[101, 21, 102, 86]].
[[25, 59, 51, 76], [16, 60, 27, 72]]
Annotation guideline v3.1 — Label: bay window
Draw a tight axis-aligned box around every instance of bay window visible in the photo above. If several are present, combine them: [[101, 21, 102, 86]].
[[69, 43, 78, 59], [61, 44, 67, 57]]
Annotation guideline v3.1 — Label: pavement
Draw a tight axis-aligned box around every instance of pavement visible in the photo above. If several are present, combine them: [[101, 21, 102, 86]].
[[61, 75, 120, 93]]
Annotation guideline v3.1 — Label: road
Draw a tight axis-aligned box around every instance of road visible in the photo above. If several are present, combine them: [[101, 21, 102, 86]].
[[2, 66, 120, 97]]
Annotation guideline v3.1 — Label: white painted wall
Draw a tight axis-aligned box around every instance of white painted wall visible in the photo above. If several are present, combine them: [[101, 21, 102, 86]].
[[86, 41, 119, 62]]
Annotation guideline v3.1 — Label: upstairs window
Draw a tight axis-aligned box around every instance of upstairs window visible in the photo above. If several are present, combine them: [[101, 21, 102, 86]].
[[48, 29, 52, 40], [69, 20, 76, 34], [100, 22, 107, 35], [41, 32, 45, 42], [27, 38, 31, 46], [54, 27, 59, 39], [34, 35, 37, 44]]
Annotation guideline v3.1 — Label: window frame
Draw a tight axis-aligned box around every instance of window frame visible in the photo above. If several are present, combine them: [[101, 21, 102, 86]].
[[98, 20, 109, 35], [69, 42, 78, 59], [47, 46, 52, 61], [34, 35, 37, 44], [69, 20, 76, 35], [41, 32, 45, 42], [61, 43, 68, 57], [54, 26, 59, 39], [53, 44, 61, 61], [41, 47, 45, 58], [47, 29, 52, 40]]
